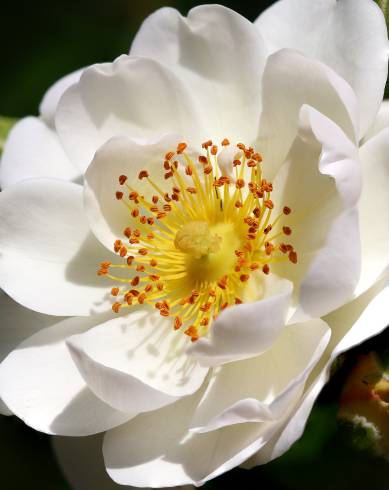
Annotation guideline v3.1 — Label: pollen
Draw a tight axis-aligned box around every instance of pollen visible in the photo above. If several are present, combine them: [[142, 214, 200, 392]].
[[98, 139, 297, 341]]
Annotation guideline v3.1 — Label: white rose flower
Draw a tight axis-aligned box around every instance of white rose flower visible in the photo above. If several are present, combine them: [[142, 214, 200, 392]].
[[1, 1, 389, 488]]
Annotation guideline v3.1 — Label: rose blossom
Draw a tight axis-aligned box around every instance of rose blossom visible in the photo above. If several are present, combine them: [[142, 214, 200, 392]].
[[0, 1, 389, 488]]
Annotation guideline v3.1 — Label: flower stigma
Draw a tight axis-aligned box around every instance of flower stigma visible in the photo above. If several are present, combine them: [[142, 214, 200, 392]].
[[97, 139, 297, 342]]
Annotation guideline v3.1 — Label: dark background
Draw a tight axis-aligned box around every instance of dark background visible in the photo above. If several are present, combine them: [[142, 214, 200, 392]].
[[1, 1, 389, 489]]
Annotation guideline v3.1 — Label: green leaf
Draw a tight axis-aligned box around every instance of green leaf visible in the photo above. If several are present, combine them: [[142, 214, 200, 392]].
[[0, 116, 18, 154]]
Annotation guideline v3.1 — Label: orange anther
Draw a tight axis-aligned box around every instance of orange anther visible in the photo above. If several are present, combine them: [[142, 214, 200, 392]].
[[233, 159, 241, 167], [186, 187, 197, 194], [235, 297, 243, 304], [236, 178, 245, 189], [283, 206, 292, 215], [131, 208, 139, 218], [136, 265, 145, 272], [240, 274, 250, 282], [152, 195, 159, 204], [289, 251, 298, 264], [211, 145, 218, 155], [138, 170, 149, 180], [198, 156, 208, 164], [264, 200, 274, 210], [160, 308, 170, 317], [221, 138, 230, 146], [123, 227, 132, 238], [115, 191, 123, 200], [264, 225, 272, 235], [165, 151, 175, 160], [204, 165, 213, 174], [283, 226, 292, 236], [149, 259, 157, 267], [112, 302, 121, 313], [126, 256, 134, 266], [145, 284, 153, 293], [131, 276, 140, 286], [177, 142, 187, 154], [262, 264, 270, 275], [114, 239, 122, 252], [119, 246, 127, 257], [202, 140, 212, 149], [138, 293, 147, 304], [119, 175, 127, 185], [174, 317, 183, 330], [138, 248, 148, 256]]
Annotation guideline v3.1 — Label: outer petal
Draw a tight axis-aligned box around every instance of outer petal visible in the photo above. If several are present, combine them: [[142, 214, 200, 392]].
[[0, 117, 79, 189], [355, 127, 389, 295], [0, 291, 61, 416], [256, 49, 358, 180], [0, 313, 133, 435], [84, 134, 181, 250], [131, 5, 267, 147], [0, 179, 112, 316], [188, 276, 293, 366], [255, 0, 388, 137], [66, 311, 208, 414], [189, 319, 330, 433], [39, 69, 83, 126], [244, 271, 389, 467], [274, 105, 361, 321], [53, 434, 193, 490], [56, 56, 202, 172], [103, 388, 286, 487]]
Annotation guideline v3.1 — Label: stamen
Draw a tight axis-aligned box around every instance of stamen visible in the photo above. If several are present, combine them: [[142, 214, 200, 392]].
[[100, 138, 297, 341]]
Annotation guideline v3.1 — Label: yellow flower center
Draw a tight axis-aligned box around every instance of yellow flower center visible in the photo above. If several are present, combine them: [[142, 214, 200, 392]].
[[97, 139, 297, 342]]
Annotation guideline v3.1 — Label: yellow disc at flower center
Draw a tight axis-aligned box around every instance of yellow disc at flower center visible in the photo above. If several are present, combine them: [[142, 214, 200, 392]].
[[179, 221, 240, 282]]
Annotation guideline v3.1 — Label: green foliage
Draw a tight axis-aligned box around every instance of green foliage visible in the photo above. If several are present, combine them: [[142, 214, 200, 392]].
[[0, 116, 17, 154]]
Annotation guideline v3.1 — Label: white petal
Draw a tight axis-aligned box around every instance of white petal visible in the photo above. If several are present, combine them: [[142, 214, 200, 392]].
[[244, 271, 389, 467], [103, 389, 286, 487], [84, 134, 181, 250], [0, 117, 79, 189], [39, 69, 83, 126], [0, 291, 61, 363], [67, 310, 208, 414], [0, 179, 113, 316], [189, 319, 330, 433], [0, 313, 133, 435], [56, 56, 202, 172], [0, 291, 58, 416], [255, 0, 388, 137], [188, 275, 293, 366], [281, 106, 361, 320], [355, 128, 389, 295], [363, 100, 389, 142], [257, 49, 358, 180], [131, 5, 267, 146]]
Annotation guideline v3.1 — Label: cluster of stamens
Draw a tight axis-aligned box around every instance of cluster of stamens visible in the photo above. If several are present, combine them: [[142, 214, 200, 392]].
[[97, 139, 297, 342]]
